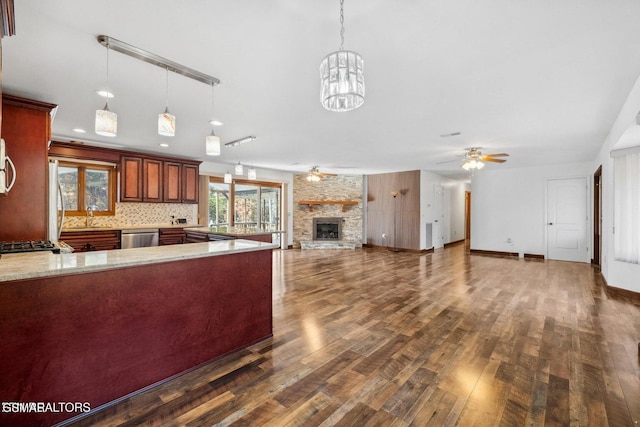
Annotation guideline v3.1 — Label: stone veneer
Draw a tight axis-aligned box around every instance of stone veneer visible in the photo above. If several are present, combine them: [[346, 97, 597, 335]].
[[293, 174, 363, 248], [63, 203, 198, 228]]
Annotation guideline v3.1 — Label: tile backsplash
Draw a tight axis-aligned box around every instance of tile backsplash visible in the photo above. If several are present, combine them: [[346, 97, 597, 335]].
[[63, 203, 198, 228]]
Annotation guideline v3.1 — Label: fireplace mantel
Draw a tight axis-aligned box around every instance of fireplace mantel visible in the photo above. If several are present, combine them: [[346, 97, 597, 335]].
[[298, 200, 358, 212]]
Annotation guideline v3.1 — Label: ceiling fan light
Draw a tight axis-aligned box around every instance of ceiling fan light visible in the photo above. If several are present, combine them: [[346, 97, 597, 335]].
[[205, 132, 221, 156], [468, 160, 477, 169], [461, 161, 471, 171], [95, 102, 117, 137], [476, 161, 485, 170]]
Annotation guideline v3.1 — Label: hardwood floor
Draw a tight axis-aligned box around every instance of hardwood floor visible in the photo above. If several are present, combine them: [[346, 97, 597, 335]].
[[69, 245, 640, 426]]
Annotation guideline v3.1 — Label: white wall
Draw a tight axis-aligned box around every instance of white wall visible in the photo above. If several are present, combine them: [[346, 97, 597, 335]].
[[420, 171, 468, 250], [470, 162, 592, 256], [593, 74, 640, 293], [199, 160, 295, 247]]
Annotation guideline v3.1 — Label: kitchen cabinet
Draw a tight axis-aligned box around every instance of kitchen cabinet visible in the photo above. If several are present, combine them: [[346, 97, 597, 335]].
[[163, 161, 198, 204], [60, 230, 121, 251], [163, 161, 181, 203], [120, 156, 198, 204], [159, 228, 185, 245], [120, 156, 143, 202], [182, 163, 198, 203], [143, 158, 163, 202], [0, 94, 56, 241]]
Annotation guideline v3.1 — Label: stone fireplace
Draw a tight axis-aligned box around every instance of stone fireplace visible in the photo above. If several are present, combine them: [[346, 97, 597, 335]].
[[313, 217, 342, 241], [293, 174, 363, 249]]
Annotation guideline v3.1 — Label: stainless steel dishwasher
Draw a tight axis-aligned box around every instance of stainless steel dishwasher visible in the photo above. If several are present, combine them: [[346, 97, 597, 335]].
[[121, 228, 159, 248]]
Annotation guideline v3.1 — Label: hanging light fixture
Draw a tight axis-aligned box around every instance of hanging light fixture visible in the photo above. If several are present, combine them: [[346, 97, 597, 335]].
[[224, 171, 232, 184], [158, 67, 176, 136], [248, 167, 257, 180], [235, 162, 243, 175], [95, 43, 117, 137], [320, 0, 365, 112], [206, 83, 221, 155]]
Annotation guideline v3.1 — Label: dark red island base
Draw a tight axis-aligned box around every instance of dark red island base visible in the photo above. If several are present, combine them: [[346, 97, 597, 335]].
[[0, 247, 273, 426]]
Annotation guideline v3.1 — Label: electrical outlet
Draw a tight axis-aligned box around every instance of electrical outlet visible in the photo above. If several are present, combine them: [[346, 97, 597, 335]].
[[506, 238, 512, 243]]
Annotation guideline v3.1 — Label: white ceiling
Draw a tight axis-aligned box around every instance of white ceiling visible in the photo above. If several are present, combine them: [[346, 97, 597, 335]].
[[4, 0, 640, 178]]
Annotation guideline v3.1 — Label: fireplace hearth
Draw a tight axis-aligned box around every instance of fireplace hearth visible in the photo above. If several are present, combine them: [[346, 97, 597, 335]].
[[313, 217, 342, 241]]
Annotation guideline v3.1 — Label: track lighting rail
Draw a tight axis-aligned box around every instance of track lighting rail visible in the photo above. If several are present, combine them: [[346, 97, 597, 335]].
[[97, 35, 220, 87]]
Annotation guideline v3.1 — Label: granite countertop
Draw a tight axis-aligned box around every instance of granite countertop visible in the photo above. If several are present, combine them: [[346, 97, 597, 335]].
[[184, 226, 284, 237], [61, 223, 199, 232], [0, 239, 277, 283]]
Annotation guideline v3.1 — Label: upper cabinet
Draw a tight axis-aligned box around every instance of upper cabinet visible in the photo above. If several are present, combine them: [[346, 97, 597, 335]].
[[162, 161, 198, 204], [49, 142, 200, 205], [121, 155, 199, 204], [0, 94, 57, 241], [120, 156, 143, 202]]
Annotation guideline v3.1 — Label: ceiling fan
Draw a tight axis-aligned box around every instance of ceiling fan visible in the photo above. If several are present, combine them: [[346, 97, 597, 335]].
[[438, 147, 509, 170], [304, 166, 337, 182]]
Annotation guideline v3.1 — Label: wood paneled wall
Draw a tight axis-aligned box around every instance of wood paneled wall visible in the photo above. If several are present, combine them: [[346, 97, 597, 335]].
[[366, 170, 421, 250]]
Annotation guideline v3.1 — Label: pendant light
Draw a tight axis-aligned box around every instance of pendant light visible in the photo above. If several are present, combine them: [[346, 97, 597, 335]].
[[235, 162, 243, 175], [158, 67, 176, 136], [320, 0, 365, 112], [95, 43, 117, 137], [206, 83, 221, 156], [248, 167, 257, 180], [224, 171, 232, 184]]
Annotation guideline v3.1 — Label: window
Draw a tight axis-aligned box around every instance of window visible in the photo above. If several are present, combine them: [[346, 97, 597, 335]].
[[208, 177, 282, 245], [209, 181, 230, 226], [614, 150, 640, 263], [59, 161, 116, 216]]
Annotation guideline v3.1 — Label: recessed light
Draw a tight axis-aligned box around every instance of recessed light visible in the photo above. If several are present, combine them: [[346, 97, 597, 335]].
[[209, 120, 223, 126], [159, 143, 169, 147], [95, 90, 115, 98], [72, 128, 87, 133]]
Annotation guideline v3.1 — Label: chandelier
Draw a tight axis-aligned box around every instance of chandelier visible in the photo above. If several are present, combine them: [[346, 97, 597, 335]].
[[320, 0, 364, 112]]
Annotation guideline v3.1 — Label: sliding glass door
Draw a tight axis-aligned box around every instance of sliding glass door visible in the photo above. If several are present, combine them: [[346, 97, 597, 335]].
[[209, 178, 282, 245]]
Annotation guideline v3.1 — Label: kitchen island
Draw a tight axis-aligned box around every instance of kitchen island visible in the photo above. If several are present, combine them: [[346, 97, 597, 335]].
[[0, 240, 276, 426]]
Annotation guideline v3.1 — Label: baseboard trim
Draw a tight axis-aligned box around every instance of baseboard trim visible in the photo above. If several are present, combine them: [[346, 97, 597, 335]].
[[599, 273, 640, 305], [444, 239, 465, 248], [470, 249, 544, 259], [363, 244, 434, 254]]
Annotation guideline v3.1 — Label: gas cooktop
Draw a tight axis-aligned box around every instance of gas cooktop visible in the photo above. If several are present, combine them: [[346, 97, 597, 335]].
[[0, 240, 59, 254]]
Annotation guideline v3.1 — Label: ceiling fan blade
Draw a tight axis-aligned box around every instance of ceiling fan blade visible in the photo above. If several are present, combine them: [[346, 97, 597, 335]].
[[484, 153, 509, 157], [482, 157, 507, 163], [436, 159, 463, 164]]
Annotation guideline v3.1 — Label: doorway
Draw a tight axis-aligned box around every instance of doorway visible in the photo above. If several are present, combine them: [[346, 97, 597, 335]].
[[546, 177, 589, 263], [593, 166, 602, 267], [464, 191, 471, 251]]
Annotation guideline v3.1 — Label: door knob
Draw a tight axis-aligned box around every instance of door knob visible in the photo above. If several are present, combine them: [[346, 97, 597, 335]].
[[548, 222, 553, 225]]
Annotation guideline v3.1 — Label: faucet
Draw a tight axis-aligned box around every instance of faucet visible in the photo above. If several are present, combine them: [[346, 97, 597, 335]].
[[86, 206, 94, 227]]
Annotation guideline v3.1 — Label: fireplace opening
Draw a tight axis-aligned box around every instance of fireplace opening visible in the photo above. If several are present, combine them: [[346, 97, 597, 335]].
[[313, 217, 342, 241]]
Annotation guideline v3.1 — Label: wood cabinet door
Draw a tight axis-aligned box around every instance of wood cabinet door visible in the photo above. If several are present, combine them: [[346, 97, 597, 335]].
[[143, 158, 163, 202], [163, 161, 182, 203], [121, 156, 143, 202], [0, 95, 55, 241], [182, 164, 199, 204]]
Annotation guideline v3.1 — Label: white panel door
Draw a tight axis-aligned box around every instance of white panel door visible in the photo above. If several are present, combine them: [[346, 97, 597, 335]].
[[546, 178, 589, 262]]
